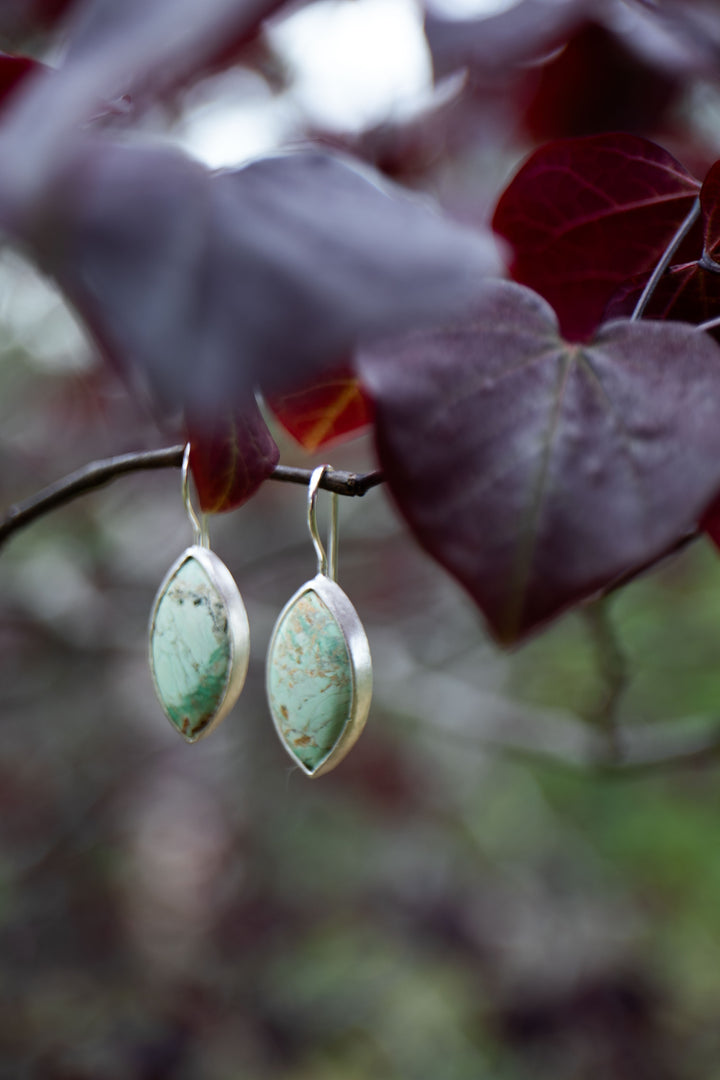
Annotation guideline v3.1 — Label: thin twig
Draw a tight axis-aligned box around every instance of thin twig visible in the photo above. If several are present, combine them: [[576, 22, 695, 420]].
[[0, 445, 384, 549], [609, 721, 720, 777], [378, 630, 720, 777], [631, 196, 701, 321]]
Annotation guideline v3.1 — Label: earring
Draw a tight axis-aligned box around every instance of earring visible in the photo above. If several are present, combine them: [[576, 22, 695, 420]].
[[148, 444, 250, 742], [266, 464, 372, 777]]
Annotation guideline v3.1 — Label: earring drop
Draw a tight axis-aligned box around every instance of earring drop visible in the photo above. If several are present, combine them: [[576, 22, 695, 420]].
[[266, 465, 372, 777], [148, 444, 250, 742]]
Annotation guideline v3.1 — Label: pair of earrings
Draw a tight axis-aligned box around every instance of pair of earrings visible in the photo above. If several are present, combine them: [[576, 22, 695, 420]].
[[148, 446, 372, 777]]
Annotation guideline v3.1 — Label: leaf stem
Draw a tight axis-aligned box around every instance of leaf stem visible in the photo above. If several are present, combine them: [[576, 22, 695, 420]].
[[696, 313, 720, 334], [582, 598, 627, 763], [0, 446, 384, 550], [630, 196, 701, 321]]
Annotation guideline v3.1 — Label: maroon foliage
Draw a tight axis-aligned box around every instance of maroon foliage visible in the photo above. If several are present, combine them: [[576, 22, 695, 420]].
[[22, 141, 498, 420], [360, 282, 720, 643], [606, 159, 720, 330], [188, 402, 279, 514], [3, 0, 720, 643], [493, 133, 699, 340], [0, 53, 40, 114], [266, 364, 372, 452], [521, 22, 679, 141]]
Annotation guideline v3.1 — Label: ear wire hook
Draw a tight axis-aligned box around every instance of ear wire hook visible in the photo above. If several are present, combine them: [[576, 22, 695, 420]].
[[308, 464, 339, 581], [182, 443, 209, 548]]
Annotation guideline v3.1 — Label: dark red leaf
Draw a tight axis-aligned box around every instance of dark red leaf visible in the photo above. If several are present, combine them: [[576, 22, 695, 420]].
[[359, 281, 720, 644], [266, 364, 372, 451], [188, 400, 279, 514], [493, 133, 700, 341], [702, 497, 720, 552], [0, 52, 40, 112], [521, 22, 679, 140], [606, 262, 719, 333], [22, 140, 499, 419], [605, 159, 720, 331], [701, 160, 720, 255]]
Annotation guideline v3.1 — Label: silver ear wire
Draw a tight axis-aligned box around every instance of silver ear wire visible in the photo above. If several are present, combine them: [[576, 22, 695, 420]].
[[267, 463, 371, 777], [148, 443, 249, 742], [181, 443, 209, 548], [307, 464, 339, 581]]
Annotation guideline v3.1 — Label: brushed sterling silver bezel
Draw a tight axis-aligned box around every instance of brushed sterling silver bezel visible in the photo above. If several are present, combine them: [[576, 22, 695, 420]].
[[266, 572, 373, 778], [149, 544, 250, 743]]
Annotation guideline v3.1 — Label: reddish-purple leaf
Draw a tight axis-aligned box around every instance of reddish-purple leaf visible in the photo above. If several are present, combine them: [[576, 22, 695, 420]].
[[702, 492, 720, 554], [359, 281, 720, 644], [266, 363, 372, 451], [493, 133, 700, 340], [521, 22, 678, 140], [0, 53, 39, 112], [606, 262, 717, 332], [21, 140, 499, 419], [605, 159, 720, 330], [188, 400, 279, 514]]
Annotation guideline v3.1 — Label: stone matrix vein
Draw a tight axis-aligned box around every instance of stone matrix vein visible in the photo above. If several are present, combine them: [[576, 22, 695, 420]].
[[268, 590, 353, 770], [150, 557, 231, 738]]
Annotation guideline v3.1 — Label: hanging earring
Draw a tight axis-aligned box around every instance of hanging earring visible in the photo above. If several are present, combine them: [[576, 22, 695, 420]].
[[266, 464, 372, 777], [148, 444, 250, 742]]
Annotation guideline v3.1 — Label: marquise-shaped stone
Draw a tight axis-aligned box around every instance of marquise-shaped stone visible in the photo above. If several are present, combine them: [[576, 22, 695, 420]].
[[267, 588, 353, 772], [150, 555, 232, 741]]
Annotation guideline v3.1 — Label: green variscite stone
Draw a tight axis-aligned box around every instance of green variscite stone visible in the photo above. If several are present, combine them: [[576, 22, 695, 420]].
[[268, 589, 352, 770], [151, 556, 230, 739]]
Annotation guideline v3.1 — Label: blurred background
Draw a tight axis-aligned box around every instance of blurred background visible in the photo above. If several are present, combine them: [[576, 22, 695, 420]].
[[5, 0, 720, 1076]]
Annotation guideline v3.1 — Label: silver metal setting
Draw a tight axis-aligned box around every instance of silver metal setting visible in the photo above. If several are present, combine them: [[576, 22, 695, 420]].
[[148, 444, 248, 742], [149, 545, 250, 742], [266, 464, 372, 778]]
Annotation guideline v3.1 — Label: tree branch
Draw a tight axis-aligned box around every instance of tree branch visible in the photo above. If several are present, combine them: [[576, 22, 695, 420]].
[[0, 445, 384, 549]]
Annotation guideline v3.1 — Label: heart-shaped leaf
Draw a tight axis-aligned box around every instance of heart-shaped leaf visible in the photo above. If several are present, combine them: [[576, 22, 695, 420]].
[[493, 133, 700, 341], [359, 281, 720, 643], [265, 363, 372, 451], [188, 399, 279, 514], [26, 141, 499, 419]]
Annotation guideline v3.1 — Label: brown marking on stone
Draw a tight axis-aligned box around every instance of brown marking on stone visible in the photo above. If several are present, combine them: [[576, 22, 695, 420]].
[[294, 734, 313, 746], [280, 704, 289, 720]]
